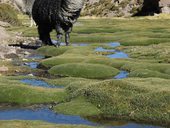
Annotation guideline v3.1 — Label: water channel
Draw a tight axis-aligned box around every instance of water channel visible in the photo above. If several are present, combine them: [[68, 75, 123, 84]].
[[0, 42, 162, 128]]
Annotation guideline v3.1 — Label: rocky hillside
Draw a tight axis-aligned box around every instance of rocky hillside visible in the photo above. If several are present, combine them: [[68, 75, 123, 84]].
[[82, 0, 143, 17], [0, 0, 170, 18], [82, 0, 170, 17]]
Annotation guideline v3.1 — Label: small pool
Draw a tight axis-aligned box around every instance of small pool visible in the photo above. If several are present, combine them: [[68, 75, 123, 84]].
[[26, 54, 45, 59], [23, 62, 39, 69], [95, 42, 129, 59], [0, 107, 162, 128], [20, 79, 64, 88], [114, 71, 129, 79]]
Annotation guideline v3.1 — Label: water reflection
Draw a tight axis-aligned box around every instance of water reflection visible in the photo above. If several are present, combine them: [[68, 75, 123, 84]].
[[20, 79, 64, 88], [0, 107, 162, 128]]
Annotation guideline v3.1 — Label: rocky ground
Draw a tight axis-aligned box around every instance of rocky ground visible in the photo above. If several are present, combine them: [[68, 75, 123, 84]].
[[0, 20, 37, 58]]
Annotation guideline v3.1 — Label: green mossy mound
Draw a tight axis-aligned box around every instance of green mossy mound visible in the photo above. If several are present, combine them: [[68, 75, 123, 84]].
[[123, 43, 170, 63], [122, 62, 170, 76], [0, 4, 20, 25], [129, 69, 170, 79], [0, 76, 67, 105], [40, 54, 85, 68], [54, 97, 101, 116], [48, 63, 119, 79], [69, 78, 170, 126], [37, 46, 72, 57]]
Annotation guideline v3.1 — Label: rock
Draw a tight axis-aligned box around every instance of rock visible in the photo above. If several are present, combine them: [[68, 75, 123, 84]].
[[15, 70, 19, 73], [0, 21, 11, 27], [0, 44, 19, 59], [161, 6, 170, 14], [23, 51, 31, 55], [22, 58, 28, 61], [27, 74, 34, 76], [4, 59, 12, 61], [0, 66, 8, 72], [4, 53, 19, 59], [0, 26, 10, 42]]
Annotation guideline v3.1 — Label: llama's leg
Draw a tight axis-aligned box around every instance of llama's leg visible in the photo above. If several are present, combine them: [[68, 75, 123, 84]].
[[38, 25, 53, 45], [65, 32, 70, 46], [65, 27, 72, 46], [55, 25, 63, 47]]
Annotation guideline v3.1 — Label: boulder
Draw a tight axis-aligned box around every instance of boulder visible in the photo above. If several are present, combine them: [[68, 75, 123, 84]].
[[0, 66, 8, 72]]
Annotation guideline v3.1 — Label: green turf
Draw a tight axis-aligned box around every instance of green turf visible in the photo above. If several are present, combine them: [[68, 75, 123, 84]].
[[54, 97, 101, 116], [4, 15, 170, 127], [0, 76, 67, 105], [48, 63, 119, 79], [67, 78, 170, 126], [8, 16, 170, 46]]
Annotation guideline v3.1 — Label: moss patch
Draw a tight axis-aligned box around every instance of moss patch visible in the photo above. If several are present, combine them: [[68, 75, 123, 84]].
[[68, 78, 170, 126], [48, 63, 119, 79], [54, 97, 101, 116], [0, 76, 67, 105], [37, 46, 71, 57], [40, 55, 85, 68]]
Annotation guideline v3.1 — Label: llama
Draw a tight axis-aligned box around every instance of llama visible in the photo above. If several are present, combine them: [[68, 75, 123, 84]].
[[32, 0, 84, 46]]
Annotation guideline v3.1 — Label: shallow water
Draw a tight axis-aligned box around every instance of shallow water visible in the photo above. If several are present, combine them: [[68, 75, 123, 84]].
[[106, 50, 129, 59], [24, 62, 39, 69], [95, 43, 129, 78], [108, 42, 120, 47], [0, 107, 162, 128], [95, 47, 115, 52], [2, 42, 162, 127], [95, 43, 129, 59], [114, 71, 129, 79], [26, 54, 45, 59], [20, 79, 64, 88]]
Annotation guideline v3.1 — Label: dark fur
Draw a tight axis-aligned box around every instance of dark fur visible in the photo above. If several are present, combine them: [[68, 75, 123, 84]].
[[32, 0, 84, 46]]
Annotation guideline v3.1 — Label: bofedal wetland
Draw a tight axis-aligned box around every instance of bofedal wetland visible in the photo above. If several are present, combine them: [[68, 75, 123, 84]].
[[0, 2, 170, 128]]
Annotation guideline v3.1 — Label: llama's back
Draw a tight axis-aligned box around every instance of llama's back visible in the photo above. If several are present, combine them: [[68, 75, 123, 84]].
[[61, 0, 84, 23], [32, 0, 62, 25]]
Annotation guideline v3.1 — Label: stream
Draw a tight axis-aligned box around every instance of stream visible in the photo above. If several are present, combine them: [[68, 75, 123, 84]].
[[0, 42, 162, 128]]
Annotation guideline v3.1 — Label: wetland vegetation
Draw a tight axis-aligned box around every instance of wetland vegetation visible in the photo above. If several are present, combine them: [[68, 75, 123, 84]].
[[0, 14, 170, 127]]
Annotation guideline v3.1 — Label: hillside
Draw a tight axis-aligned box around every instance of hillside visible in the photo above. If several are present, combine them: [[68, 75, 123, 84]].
[[82, 0, 170, 17], [0, 0, 170, 18]]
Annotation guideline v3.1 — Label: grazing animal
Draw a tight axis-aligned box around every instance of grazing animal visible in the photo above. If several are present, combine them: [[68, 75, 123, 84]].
[[13, 0, 35, 27], [32, 0, 84, 46]]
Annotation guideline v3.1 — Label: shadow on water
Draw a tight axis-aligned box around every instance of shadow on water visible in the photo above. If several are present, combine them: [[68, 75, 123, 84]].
[[0, 107, 162, 128], [20, 79, 64, 88]]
